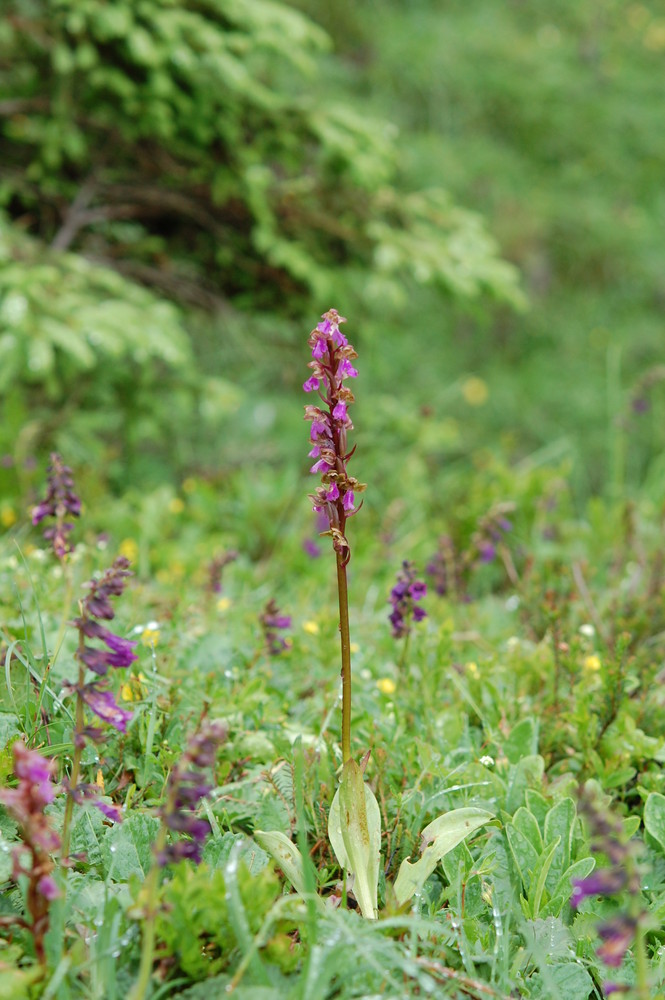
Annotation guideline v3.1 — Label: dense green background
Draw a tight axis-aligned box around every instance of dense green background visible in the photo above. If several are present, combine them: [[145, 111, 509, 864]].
[[2, 0, 664, 518]]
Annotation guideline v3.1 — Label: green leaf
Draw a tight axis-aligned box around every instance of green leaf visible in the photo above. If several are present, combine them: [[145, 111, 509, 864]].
[[253, 830, 308, 898], [393, 807, 493, 907], [527, 836, 560, 919], [328, 759, 381, 919], [552, 856, 595, 901], [543, 798, 575, 892], [644, 792, 665, 854], [512, 806, 543, 853], [504, 718, 539, 764], [100, 813, 160, 879], [505, 822, 539, 893], [528, 961, 594, 1000]]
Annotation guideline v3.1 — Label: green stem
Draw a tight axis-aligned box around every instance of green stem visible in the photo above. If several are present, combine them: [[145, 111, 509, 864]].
[[633, 917, 650, 1000], [60, 645, 85, 866], [398, 630, 411, 672], [128, 828, 167, 1000], [336, 551, 352, 763]]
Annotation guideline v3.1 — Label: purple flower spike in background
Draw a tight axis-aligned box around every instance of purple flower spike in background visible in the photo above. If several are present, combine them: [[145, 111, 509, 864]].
[[74, 558, 138, 679], [388, 561, 428, 639], [157, 719, 227, 866], [61, 556, 137, 862], [32, 453, 81, 559], [260, 598, 292, 656]]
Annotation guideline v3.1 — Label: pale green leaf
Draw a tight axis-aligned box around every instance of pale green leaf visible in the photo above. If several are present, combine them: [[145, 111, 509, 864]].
[[393, 807, 493, 907]]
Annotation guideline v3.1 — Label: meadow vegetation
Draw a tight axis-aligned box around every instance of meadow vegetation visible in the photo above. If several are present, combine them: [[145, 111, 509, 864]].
[[2, 1, 665, 997]]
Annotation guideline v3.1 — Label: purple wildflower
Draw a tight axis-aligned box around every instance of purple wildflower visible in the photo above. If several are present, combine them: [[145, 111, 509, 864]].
[[570, 789, 644, 977], [303, 538, 321, 558], [304, 308, 366, 562], [426, 535, 464, 599], [206, 549, 237, 595], [32, 453, 81, 559], [597, 916, 638, 968], [571, 868, 628, 908], [73, 558, 138, 679], [472, 505, 514, 566], [75, 684, 133, 734], [157, 720, 227, 867], [0, 742, 62, 961], [260, 599, 292, 656], [388, 562, 428, 639]]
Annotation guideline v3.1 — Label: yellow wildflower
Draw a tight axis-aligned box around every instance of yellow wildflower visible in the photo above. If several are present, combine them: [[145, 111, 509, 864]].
[[376, 677, 396, 695], [350, 642, 360, 654], [119, 538, 139, 562], [0, 506, 16, 528], [462, 376, 489, 406], [302, 620, 319, 635], [168, 497, 185, 515], [217, 596, 232, 612], [584, 654, 601, 672], [466, 661, 479, 677], [141, 623, 160, 647]]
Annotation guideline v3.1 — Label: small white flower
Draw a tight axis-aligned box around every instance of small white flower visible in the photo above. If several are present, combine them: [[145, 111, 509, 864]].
[[479, 755, 494, 767], [579, 623, 595, 637], [505, 595, 520, 611], [506, 636, 520, 650]]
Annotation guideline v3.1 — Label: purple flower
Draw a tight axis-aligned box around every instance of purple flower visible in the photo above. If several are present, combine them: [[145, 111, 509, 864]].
[[571, 869, 627, 908], [94, 800, 123, 822], [260, 599, 292, 656], [32, 453, 81, 559], [304, 309, 366, 561], [78, 685, 133, 733], [37, 875, 60, 901], [388, 562, 428, 639], [597, 915, 637, 968], [337, 358, 358, 380], [74, 558, 137, 677], [157, 720, 226, 867], [0, 742, 62, 957], [303, 538, 321, 558]]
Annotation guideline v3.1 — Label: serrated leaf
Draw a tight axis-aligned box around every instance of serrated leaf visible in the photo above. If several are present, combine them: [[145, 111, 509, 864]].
[[328, 759, 381, 919], [393, 807, 493, 907], [101, 813, 160, 879]]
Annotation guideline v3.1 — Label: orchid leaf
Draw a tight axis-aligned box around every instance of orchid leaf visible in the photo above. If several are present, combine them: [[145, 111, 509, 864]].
[[328, 759, 381, 919], [394, 807, 493, 907]]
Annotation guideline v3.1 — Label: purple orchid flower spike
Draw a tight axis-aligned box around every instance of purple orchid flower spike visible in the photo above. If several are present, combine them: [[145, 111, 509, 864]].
[[304, 308, 366, 563], [32, 453, 81, 559]]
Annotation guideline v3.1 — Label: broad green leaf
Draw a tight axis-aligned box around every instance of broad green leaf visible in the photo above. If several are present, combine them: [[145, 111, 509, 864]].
[[553, 856, 595, 900], [543, 798, 575, 891], [393, 807, 493, 907], [505, 754, 545, 814], [512, 806, 543, 852], [644, 792, 665, 854], [504, 718, 539, 764], [100, 813, 160, 880], [254, 830, 307, 898], [328, 759, 381, 919], [505, 822, 539, 893]]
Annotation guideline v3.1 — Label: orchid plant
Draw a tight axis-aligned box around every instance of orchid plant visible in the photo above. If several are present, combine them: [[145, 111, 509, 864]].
[[257, 309, 493, 919]]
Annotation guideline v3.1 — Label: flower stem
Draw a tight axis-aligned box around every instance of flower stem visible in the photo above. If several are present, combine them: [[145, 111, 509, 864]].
[[128, 830, 166, 1000], [60, 638, 85, 866], [336, 551, 352, 762]]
